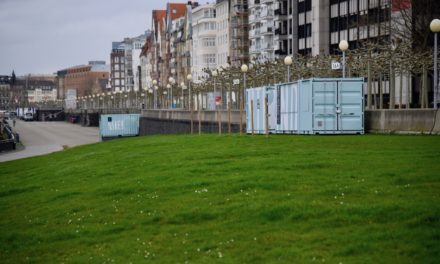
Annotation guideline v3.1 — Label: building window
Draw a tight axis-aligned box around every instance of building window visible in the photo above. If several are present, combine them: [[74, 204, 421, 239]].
[[298, 23, 312, 38], [202, 37, 216, 47]]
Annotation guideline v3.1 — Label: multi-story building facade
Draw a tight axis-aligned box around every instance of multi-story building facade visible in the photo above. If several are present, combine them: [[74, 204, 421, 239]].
[[6, 75, 57, 107], [216, 1, 229, 68], [159, 3, 188, 88], [170, 17, 185, 85], [0, 75, 12, 109], [150, 9, 167, 88], [178, 4, 195, 87], [110, 41, 125, 92], [249, 0, 271, 61], [289, 0, 393, 56], [131, 33, 148, 91], [192, 3, 217, 83], [229, 0, 250, 66], [25, 80, 57, 104], [140, 34, 153, 92], [110, 33, 147, 92], [58, 61, 109, 98]]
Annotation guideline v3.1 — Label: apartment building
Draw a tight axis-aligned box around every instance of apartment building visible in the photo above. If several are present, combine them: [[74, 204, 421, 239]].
[[249, 0, 290, 62], [149, 9, 167, 86], [110, 33, 147, 92], [170, 17, 185, 84], [192, 3, 218, 83], [229, 0, 250, 66], [216, 1, 229, 68], [25, 80, 57, 104], [0, 76, 12, 109], [158, 3, 187, 88], [110, 41, 125, 92], [289, 0, 394, 56]]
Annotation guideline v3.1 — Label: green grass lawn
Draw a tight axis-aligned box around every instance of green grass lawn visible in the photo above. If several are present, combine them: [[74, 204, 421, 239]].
[[1, 134, 440, 263]]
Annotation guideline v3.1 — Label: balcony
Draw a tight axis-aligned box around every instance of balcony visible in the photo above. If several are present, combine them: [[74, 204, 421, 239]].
[[249, 46, 261, 54], [274, 49, 288, 55], [260, 27, 273, 35], [260, 9, 274, 18], [249, 29, 255, 38], [274, 8, 287, 16], [263, 42, 274, 50], [275, 28, 288, 36], [233, 7, 249, 15]]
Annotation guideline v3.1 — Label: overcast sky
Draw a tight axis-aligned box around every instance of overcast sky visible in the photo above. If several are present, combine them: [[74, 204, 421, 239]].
[[0, 0, 190, 76]]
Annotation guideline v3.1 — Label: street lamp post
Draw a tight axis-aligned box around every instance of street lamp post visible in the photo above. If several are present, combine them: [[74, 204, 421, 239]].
[[339, 40, 349, 78], [284, 56, 293, 82], [212, 69, 221, 134], [180, 82, 186, 108], [430, 19, 440, 109], [212, 69, 218, 107], [154, 86, 159, 108], [166, 83, 172, 108], [148, 89, 153, 108], [163, 90, 168, 107], [169, 77, 175, 108], [241, 64, 248, 136], [152, 80, 158, 109], [187, 74, 193, 134]]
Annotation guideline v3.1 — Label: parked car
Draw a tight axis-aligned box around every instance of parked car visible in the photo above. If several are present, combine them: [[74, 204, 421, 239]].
[[24, 112, 34, 121]]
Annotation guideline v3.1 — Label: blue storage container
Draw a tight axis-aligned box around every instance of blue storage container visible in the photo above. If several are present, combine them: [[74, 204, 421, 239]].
[[246, 78, 364, 135], [99, 114, 140, 140]]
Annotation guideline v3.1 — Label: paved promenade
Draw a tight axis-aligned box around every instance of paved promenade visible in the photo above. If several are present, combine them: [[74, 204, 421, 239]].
[[0, 120, 99, 163]]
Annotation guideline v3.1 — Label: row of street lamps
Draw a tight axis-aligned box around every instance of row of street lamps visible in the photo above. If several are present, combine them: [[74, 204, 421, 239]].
[[69, 19, 440, 111]]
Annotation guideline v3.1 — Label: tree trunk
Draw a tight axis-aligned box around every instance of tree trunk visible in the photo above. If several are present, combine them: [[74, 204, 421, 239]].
[[379, 72, 383, 109], [423, 66, 429, 108], [399, 71, 403, 109], [420, 72, 425, 108], [367, 60, 372, 109], [389, 61, 395, 109], [406, 73, 411, 109]]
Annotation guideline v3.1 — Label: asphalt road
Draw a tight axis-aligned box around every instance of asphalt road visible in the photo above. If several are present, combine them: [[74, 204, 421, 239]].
[[0, 120, 99, 162]]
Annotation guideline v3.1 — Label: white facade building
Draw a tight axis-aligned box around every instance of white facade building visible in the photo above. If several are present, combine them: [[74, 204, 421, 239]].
[[131, 34, 147, 91], [249, 0, 290, 62], [27, 84, 57, 103], [191, 3, 218, 83], [215, 0, 229, 68]]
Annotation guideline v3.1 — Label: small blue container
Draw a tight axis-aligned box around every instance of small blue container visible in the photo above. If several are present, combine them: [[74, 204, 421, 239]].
[[99, 114, 140, 140]]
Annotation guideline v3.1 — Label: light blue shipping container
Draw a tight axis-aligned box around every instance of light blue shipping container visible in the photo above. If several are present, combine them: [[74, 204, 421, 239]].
[[246, 78, 364, 135], [246, 86, 277, 134], [278, 78, 364, 134], [99, 114, 140, 140]]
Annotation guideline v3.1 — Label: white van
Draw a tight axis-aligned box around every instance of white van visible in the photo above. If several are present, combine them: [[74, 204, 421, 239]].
[[24, 112, 33, 121]]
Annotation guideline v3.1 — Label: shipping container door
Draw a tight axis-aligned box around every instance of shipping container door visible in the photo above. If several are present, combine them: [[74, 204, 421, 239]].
[[313, 81, 337, 131], [246, 88, 265, 133], [277, 84, 298, 132], [337, 81, 364, 131], [267, 88, 277, 131]]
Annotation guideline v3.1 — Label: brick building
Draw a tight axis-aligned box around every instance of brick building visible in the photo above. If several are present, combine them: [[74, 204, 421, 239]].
[[57, 61, 109, 99]]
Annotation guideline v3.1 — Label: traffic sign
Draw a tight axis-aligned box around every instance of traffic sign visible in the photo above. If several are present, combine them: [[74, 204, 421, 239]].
[[331, 61, 341, 70]]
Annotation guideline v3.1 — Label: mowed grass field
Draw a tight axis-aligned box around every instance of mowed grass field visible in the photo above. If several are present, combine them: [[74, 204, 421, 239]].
[[0, 134, 439, 263]]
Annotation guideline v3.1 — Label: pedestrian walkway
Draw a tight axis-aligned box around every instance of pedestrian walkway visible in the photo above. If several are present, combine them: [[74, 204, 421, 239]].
[[0, 120, 99, 163]]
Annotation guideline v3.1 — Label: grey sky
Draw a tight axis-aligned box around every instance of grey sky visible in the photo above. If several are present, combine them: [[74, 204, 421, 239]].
[[0, 0, 189, 76]]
